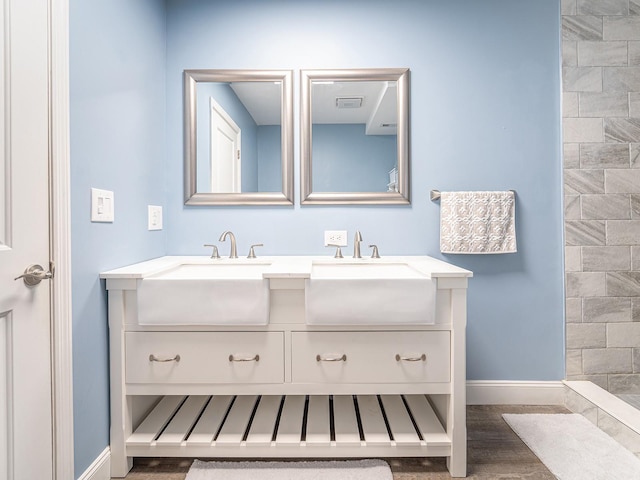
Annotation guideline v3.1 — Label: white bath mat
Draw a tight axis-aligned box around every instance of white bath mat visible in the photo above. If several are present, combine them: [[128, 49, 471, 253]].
[[185, 459, 392, 480], [503, 413, 640, 480]]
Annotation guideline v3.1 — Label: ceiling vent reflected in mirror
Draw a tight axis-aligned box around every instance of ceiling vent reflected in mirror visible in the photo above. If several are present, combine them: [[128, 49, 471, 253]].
[[336, 97, 363, 109]]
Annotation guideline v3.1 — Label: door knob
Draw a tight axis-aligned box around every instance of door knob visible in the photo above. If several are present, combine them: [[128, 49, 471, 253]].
[[14, 263, 54, 286]]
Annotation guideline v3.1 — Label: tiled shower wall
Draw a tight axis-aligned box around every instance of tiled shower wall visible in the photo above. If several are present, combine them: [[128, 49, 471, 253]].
[[563, 0, 640, 394]]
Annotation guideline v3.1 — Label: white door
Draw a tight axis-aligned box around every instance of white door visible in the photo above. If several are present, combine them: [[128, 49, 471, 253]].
[[210, 97, 241, 192], [0, 0, 54, 479]]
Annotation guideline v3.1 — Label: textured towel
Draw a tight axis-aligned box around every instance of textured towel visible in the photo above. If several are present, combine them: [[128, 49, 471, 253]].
[[440, 191, 516, 254]]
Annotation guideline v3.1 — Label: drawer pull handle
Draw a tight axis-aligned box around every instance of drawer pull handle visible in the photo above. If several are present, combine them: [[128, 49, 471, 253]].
[[396, 354, 426, 362], [149, 354, 181, 363], [316, 354, 347, 362], [228, 354, 260, 362]]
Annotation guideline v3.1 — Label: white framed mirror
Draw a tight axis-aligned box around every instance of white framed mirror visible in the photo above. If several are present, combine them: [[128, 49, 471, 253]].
[[184, 69, 293, 205], [300, 68, 410, 205]]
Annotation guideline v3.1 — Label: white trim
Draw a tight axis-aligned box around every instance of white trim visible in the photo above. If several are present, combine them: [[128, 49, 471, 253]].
[[467, 381, 566, 405], [77, 448, 110, 480], [49, 0, 74, 479]]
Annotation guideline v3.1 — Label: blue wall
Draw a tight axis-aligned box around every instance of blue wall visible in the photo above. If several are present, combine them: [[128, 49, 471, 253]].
[[70, 0, 563, 476], [165, 0, 564, 379], [312, 124, 396, 192], [257, 125, 283, 192], [69, 0, 167, 476]]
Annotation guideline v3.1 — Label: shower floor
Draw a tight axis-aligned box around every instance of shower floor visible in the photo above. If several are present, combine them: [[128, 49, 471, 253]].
[[617, 394, 640, 410]]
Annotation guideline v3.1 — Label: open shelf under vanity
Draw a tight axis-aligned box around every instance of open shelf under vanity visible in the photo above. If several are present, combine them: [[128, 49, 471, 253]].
[[127, 394, 450, 457]]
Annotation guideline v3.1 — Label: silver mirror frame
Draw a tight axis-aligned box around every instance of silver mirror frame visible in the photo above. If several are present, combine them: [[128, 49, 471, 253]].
[[184, 69, 294, 205], [300, 68, 410, 205]]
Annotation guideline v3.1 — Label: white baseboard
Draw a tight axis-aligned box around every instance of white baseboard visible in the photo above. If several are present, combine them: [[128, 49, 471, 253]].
[[77, 447, 110, 480], [467, 380, 565, 405]]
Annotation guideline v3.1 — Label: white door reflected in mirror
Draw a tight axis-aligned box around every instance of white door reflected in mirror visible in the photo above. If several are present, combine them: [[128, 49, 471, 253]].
[[210, 97, 241, 193]]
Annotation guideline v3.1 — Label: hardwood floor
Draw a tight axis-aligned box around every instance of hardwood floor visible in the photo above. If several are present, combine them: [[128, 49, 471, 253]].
[[115, 405, 569, 479]]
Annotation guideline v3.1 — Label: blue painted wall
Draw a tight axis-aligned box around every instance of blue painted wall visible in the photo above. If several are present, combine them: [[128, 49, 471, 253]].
[[165, 0, 564, 381], [69, 0, 563, 476], [312, 124, 396, 192], [257, 125, 283, 192], [69, 0, 167, 476]]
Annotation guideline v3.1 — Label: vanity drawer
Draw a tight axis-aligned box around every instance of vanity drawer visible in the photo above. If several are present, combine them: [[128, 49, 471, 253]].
[[125, 332, 284, 384], [291, 331, 450, 384]]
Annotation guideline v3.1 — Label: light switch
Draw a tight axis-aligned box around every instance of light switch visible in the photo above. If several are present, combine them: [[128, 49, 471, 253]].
[[148, 205, 163, 231], [91, 188, 114, 222]]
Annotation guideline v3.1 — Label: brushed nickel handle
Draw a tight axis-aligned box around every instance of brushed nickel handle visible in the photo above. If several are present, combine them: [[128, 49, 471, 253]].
[[395, 354, 426, 362], [229, 354, 260, 362], [316, 354, 347, 362], [14, 263, 54, 286], [204, 244, 220, 259], [247, 243, 263, 259], [149, 354, 181, 363], [326, 243, 344, 259]]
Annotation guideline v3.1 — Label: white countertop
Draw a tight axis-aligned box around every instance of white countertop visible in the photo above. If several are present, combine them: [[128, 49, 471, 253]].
[[100, 255, 473, 280]]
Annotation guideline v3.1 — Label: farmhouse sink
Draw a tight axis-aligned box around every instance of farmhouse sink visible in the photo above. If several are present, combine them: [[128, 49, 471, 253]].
[[305, 261, 436, 325], [136, 262, 271, 325]]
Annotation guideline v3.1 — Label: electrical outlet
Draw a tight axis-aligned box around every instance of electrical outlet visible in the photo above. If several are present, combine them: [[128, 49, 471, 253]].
[[324, 230, 347, 247], [148, 205, 163, 230]]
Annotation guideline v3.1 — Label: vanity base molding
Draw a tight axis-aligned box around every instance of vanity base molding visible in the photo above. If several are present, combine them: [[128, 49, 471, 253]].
[[126, 393, 450, 458]]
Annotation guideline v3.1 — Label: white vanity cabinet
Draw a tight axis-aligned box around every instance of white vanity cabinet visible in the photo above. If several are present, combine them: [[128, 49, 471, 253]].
[[102, 256, 471, 478]]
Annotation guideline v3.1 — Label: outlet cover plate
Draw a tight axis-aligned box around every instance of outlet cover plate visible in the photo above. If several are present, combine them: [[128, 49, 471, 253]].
[[91, 188, 114, 223], [324, 230, 347, 247], [148, 205, 163, 230]]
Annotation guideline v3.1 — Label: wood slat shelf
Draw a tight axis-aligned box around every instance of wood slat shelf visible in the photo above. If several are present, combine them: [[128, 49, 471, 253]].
[[126, 394, 451, 457]]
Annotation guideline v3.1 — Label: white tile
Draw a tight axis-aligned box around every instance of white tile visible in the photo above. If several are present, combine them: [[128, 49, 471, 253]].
[[566, 323, 607, 348], [608, 323, 640, 348], [598, 409, 640, 453], [564, 118, 604, 143], [578, 41, 628, 66], [604, 17, 640, 41], [564, 92, 579, 117], [583, 348, 632, 374]]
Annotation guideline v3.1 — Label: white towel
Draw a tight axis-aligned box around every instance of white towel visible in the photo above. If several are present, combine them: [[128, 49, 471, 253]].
[[439, 191, 516, 254]]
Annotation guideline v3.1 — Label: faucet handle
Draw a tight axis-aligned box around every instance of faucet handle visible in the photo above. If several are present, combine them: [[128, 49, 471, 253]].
[[247, 243, 263, 259], [204, 244, 220, 259], [327, 243, 344, 259], [369, 244, 381, 259]]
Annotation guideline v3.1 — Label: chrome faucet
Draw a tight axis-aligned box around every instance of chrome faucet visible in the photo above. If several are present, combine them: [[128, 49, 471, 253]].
[[219, 231, 238, 258], [353, 230, 362, 259]]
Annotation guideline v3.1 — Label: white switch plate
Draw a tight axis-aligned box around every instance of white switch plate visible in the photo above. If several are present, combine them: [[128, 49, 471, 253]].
[[148, 205, 163, 230], [324, 230, 347, 247], [91, 188, 114, 223]]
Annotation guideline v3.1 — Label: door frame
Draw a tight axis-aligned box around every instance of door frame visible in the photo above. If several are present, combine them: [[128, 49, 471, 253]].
[[50, 0, 74, 478]]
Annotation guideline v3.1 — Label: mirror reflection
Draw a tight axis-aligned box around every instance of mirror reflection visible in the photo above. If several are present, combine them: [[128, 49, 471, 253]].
[[184, 70, 293, 205], [301, 68, 410, 205], [196, 81, 282, 193], [311, 80, 398, 193]]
